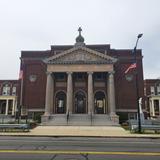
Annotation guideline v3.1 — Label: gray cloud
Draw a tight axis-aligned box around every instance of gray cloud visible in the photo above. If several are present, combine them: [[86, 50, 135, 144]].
[[0, 0, 159, 79]]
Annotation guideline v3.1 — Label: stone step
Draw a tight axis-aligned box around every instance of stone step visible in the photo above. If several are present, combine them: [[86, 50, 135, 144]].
[[68, 114, 91, 126], [41, 114, 119, 126], [42, 114, 67, 126]]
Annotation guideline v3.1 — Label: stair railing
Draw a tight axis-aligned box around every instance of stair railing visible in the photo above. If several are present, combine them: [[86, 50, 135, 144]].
[[90, 112, 93, 126], [67, 110, 69, 124]]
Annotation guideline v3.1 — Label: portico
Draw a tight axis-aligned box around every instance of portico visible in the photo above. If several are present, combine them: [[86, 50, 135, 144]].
[[41, 28, 119, 125], [42, 54, 119, 124], [44, 70, 116, 113]]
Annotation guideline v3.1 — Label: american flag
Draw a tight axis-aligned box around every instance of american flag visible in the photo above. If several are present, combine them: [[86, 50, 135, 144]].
[[125, 63, 136, 74], [19, 70, 23, 79]]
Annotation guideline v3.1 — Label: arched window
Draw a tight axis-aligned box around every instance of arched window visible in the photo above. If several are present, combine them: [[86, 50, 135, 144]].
[[94, 91, 106, 114], [55, 91, 66, 114], [2, 84, 10, 96]]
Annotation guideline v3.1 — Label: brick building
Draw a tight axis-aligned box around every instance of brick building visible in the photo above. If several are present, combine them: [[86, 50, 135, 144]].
[[18, 28, 145, 124], [144, 79, 160, 118], [0, 80, 19, 116]]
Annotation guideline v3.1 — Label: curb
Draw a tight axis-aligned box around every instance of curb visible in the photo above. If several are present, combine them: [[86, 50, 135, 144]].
[[0, 134, 160, 139]]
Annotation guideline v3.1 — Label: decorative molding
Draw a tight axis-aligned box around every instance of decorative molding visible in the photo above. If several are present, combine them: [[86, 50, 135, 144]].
[[46, 71, 52, 75], [29, 74, 37, 82], [75, 82, 85, 87], [44, 46, 117, 65], [55, 82, 67, 87], [116, 109, 147, 112], [66, 71, 73, 75], [94, 82, 105, 87], [87, 71, 93, 75], [108, 71, 115, 75]]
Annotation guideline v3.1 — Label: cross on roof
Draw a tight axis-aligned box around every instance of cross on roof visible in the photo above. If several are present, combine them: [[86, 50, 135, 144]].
[[78, 27, 82, 35]]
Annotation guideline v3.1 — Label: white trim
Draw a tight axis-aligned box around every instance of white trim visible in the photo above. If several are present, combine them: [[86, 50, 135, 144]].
[[116, 109, 146, 112], [27, 109, 45, 112], [44, 46, 117, 63], [0, 95, 17, 100]]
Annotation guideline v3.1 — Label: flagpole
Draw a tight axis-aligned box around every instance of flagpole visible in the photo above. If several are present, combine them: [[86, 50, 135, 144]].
[[19, 58, 24, 123], [134, 34, 143, 133]]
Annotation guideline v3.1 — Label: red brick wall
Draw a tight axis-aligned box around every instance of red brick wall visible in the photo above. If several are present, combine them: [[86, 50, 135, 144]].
[[20, 45, 144, 113], [22, 60, 46, 109], [114, 55, 144, 110]]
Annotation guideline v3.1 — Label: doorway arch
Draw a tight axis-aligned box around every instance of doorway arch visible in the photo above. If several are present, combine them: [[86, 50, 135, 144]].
[[74, 90, 86, 114], [55, 91, 66, 114], [94, 91, 106, 114]]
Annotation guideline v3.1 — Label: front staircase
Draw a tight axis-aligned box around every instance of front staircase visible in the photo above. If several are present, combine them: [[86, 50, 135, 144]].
[[41, 114, 119, 126]]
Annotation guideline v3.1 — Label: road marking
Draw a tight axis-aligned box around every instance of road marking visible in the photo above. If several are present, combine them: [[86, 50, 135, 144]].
[[0, 139, 160, 145], [0, 150, 160, 156]]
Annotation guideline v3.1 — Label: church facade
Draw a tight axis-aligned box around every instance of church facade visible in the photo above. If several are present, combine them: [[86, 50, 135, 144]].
[[19, 28, 144, 124]]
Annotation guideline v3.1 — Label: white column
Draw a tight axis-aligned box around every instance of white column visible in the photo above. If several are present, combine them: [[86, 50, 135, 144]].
[[88, 72, 94, 115], [5, 99, 9, 115], [50, 74, 54, 114], [159, 99, 160, 116], [67, 72, 73, 114], [151, 99, 155, 117], [149, 100, 152, 117], [12, 99, 15, 116], [44, 72, 53, 116], [108, 71, 116, 115]]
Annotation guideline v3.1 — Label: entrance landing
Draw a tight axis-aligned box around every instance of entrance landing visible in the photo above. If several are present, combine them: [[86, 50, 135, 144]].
[[31, 126, 128, 137]]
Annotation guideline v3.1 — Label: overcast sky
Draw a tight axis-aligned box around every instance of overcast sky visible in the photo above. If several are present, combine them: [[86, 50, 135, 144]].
[[0, 0, 159, 80]]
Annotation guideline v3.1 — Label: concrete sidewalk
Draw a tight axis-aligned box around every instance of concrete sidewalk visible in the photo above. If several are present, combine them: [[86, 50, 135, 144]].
[[0, 126, 160, 138]]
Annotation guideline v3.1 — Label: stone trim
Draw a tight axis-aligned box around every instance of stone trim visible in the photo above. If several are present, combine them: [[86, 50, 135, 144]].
[[47, 64, 114, 72], [116, 109, 146, 112], [28, 109, 45, 112], [48, 60, 113, 64], [44, 46, 117, 64]]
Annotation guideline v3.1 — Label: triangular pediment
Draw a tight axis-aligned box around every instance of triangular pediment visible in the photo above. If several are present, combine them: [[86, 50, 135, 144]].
[[44, 46, 117, 64]]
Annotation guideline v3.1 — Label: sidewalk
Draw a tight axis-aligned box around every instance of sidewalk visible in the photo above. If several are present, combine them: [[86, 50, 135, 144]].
[[0, 126, 160, 138]]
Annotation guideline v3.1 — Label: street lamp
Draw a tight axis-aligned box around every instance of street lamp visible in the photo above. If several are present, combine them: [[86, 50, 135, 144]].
[[134, 33, 143, 133]]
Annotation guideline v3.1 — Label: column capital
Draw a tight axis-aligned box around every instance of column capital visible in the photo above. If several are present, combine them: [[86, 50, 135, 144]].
[[108, 71, 115, 75], [87, 71, 93, 75], [46, 71, 52, 75], [67, 71, 73, 75]]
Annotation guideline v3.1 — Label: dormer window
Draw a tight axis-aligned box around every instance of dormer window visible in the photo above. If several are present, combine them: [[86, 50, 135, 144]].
[[2, 84, 10, 95]]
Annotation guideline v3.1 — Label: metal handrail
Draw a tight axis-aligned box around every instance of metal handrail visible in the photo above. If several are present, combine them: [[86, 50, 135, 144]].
[[67, 110, 69, 124]]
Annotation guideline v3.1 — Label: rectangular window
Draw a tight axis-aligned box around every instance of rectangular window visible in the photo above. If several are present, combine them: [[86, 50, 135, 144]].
[[144, 88, 146, 95], [12, 87, 16, 95], [157, 86, 160, 95], [2, 86, 10, 95], [95, 73, 105, 80], [74, 73, 85, 81], [150, 86, 155, 95], [55, 73, 65, 81]]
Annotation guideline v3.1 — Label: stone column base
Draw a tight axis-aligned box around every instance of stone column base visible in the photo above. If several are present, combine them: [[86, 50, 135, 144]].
[[110, 114, 119, 123], [41, 115, 50, 123]]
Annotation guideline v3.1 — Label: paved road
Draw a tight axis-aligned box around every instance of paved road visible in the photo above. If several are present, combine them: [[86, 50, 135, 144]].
[[0, 136, 160, 160]]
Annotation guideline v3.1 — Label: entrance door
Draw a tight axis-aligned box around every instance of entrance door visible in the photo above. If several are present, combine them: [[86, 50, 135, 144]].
[[0, 101, 6, 114], [75, 91, 86, 113], [94, 91, 106, 114], [55, 91, 66, 114]]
